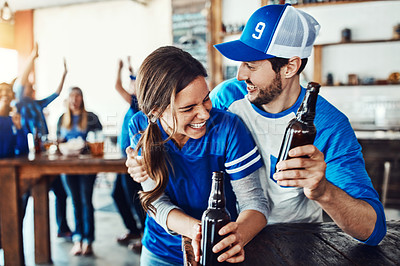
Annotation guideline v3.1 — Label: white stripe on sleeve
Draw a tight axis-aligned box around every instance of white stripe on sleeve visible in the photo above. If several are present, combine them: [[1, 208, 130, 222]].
[[225, 154, 261, 174], [224, 146, 258, 167]]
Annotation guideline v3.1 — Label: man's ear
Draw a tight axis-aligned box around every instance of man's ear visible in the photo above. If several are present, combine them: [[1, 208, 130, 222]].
[[283, 56, 301, 78]]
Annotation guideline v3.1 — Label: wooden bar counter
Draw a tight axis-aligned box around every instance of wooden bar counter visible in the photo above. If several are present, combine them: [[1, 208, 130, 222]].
[[0, 152, 127, 265], [184, 221, 400, 265], [243, 221, 399, 265]]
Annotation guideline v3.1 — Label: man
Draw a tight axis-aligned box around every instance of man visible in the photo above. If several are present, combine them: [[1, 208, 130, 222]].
[[210, 3, 385, 245], [126, 4, 386, 246]]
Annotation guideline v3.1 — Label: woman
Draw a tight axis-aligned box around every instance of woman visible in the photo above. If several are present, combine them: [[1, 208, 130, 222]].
[[128, 46, 269, 265], [57, 87, 102, 256], [0, 82, 28, 158], [0, 82, 29, 250]]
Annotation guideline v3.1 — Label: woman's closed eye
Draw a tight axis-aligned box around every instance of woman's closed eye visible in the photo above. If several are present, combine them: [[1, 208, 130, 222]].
[[181, 107, 193, 113]]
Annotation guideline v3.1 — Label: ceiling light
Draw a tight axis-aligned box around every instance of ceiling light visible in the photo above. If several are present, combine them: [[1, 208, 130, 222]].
[[1, 1, 14, 23]]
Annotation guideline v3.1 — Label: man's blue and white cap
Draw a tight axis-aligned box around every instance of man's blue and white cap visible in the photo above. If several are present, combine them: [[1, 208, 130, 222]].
[[215, 4, 321, 61]]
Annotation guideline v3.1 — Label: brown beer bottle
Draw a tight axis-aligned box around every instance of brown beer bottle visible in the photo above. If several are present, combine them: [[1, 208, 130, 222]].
[[200, 171, 231, 266], [275, 82, 320, 172], [34, 127, 42, 154]]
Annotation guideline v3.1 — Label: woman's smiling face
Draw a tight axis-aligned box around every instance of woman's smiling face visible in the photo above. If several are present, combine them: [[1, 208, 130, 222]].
[[159, 76, 212, 147], [0, 83, 14, 113]]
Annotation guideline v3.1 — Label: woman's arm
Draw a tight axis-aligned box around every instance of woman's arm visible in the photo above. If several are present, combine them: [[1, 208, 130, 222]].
[[55, 58, 68, 95], [20, 43, 39, 88], [163, 170, 269, 263], [209, 169, 268, 263]]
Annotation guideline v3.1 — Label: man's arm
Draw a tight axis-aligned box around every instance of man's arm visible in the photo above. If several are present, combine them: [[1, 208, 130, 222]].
[[274, 145, 381, 243]]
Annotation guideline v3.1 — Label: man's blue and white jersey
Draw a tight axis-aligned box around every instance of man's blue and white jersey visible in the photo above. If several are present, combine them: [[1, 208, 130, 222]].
[[129, 108, 263, 264], [210, 78, 386, 246]]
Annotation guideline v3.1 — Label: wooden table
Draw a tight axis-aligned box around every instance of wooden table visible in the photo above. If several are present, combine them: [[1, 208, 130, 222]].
[[0, 153, 127, 265], [243, 221, 400, 265], [183, 221, 400, 265]]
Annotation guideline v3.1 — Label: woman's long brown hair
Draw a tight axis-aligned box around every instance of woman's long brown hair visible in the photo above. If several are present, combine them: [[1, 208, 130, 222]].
[[135, 46, 207, 214]]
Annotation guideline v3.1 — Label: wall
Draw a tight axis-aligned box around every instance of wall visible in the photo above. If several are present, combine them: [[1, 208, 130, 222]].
[[299, 1, 400, 127], [300, 1, 400, 85], [33, 0, 172, 139]]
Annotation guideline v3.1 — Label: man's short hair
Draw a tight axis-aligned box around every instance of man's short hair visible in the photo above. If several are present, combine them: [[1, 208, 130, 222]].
[[269, 57, 308, 75]]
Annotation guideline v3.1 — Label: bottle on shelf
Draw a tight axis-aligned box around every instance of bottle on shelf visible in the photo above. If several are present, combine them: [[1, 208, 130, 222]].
[[200, 171, 231, 266], [275, 82, 320, 173]]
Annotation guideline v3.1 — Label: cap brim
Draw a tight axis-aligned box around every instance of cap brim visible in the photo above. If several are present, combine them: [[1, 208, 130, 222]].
[[214, 40, 275, 62]]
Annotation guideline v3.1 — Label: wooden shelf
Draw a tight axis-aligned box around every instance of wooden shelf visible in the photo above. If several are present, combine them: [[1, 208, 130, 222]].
[[313, 38, 400, 84], [315, 38, 400, 47], [292, 0, 384, 8], [323, 84, 400, 88], [210, 0, 398, 87]]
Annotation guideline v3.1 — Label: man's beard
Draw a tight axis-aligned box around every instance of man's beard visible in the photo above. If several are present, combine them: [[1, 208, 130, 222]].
[[249, 72, 283, 107]]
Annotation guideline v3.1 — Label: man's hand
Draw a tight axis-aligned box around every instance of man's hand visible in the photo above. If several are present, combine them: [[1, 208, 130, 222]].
[[273, 144, 328, 200], [125, 147, 150, 183]]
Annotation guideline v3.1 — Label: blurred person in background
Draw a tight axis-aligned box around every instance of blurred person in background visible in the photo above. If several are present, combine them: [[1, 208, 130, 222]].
[[57, 86, 102, 256], [0, 81, 29, 249], [12, 43, 71, 238], [0, 81, 29, 157], [112, 57, 145, 253]]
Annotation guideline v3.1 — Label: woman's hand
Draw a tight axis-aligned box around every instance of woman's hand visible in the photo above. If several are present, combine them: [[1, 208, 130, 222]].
[[63, 57, 68, 75], [125, 147, 150, 183], [11, 111, 22, 130], [212, 222, 246, 263], [190, 223, 202, 262]]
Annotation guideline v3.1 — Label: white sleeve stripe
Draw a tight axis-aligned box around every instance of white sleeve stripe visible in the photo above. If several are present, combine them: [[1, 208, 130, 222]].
[[225, 154, 261, 174], [224, 146, 258, 167]]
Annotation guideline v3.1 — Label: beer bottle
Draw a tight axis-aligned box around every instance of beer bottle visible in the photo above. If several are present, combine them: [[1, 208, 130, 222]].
[[34, 127, 42, 154], [200, 171, 231, 266], [275, 82, 320, 172]]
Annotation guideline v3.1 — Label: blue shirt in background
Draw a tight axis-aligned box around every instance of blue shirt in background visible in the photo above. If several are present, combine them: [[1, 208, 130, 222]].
[[0, 116, 29, 158], [13, 82, 59, 135]]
